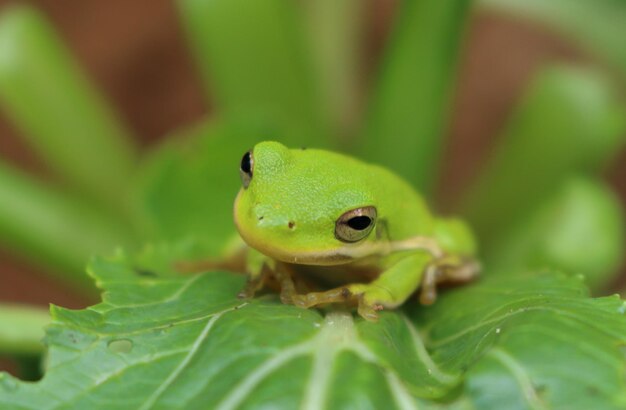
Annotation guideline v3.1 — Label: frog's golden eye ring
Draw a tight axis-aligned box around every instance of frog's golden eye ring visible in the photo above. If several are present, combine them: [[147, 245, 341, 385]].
[[240, 150, 254, 188], [335, 206, 377, 243]]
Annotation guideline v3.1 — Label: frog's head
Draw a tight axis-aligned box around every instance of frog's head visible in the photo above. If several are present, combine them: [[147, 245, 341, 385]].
[[234, 141, 378, 265]]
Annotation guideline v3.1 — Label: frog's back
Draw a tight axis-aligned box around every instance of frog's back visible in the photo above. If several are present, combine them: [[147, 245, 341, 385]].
[[294, 147, 435, 241]]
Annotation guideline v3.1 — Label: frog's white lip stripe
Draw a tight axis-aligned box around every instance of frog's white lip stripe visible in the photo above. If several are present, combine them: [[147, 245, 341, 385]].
[[238, 231, 444, 266], [234, 191, 444, 265]]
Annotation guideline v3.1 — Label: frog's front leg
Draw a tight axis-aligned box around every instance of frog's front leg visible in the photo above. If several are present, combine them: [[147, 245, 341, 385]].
[[237, 247, 274, 299], [238, 248, 301, 304], [293, 251, 434, 322], [293, 251, 480, 321]]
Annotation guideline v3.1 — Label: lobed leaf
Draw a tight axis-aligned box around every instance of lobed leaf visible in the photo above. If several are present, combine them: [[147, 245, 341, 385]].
[[0, 244, 624, 409]]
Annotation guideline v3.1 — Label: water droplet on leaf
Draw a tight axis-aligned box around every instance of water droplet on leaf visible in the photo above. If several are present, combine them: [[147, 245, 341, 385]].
[[108, 339, 133, 354]]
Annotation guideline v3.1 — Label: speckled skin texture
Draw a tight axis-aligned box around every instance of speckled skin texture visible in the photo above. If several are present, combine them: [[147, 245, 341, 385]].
[[235, 141, 440, 262]]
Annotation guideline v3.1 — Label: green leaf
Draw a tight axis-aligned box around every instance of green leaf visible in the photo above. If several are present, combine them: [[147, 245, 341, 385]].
[[361, 0, 471, 192], [133, 119, 271, 257], [481, 0, 626, 80], [1, 245, 624, 409], [0, 160, 134, 291], [0, 6, 136, 212], [0, 304, 48, 356], [485, 177, 625, 290], [302, 0, 366, 140], [462, 66, 626, 245], [412, 273, 626, 409], [177, 0, 329, 146]]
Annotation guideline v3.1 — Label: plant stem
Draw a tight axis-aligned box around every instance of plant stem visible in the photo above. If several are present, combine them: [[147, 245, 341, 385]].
[[0, 304, 49, 356]]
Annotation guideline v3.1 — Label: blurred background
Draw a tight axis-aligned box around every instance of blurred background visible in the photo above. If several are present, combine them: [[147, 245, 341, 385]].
[[0, 0, 624, 376]]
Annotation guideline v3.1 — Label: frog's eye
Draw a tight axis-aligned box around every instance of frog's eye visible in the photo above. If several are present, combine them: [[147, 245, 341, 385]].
[[335, 206, 377, 243], [240, 150, 254, 188]]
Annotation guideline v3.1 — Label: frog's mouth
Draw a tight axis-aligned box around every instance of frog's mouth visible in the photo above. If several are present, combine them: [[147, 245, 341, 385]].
[[234, 190, 443, 266], [236, 219, 443, 266], [235, 220, 355, 266]]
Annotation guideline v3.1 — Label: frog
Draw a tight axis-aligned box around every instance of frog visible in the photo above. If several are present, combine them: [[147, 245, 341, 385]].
[[234, 141, 479, 321]]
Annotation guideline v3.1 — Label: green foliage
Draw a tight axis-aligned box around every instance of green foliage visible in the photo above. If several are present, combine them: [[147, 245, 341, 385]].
[[177, 0, 330, 146], [0, 6, 136, 212], [1, 249, 625, 409], [0, 161, 133, 291], [482, 0, 626, 81], [486, 177, 625, 290], [361, 0, 471, 192], [463, 66, 625, 246], [0, 305, 48, 356], [0, 0, 625, 408]]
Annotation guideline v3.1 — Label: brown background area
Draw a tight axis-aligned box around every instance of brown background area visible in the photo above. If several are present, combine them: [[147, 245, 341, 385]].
[[0, 0, 624, 311]]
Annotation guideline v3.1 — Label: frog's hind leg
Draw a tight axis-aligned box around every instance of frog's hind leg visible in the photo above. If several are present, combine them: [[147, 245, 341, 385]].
[[419, 256, 480, 305]]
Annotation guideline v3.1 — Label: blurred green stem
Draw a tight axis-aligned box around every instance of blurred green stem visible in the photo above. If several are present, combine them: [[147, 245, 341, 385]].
[[303, 0, 366, 142], [463, 66, 625, 246], [361, 0, 471, 192], [178, 0, 329, 146], [0, 6, 136, 214], [0, 304, 48, 356], [0, 161, 135, 291]]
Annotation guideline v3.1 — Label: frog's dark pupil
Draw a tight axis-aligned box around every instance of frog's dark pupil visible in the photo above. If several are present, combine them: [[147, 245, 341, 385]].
[[241, 152, 252, 174], [347, 216, 371, 230]]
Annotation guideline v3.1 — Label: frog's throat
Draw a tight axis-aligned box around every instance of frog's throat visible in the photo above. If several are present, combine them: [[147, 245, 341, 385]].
[[240, 234, 445, 266]]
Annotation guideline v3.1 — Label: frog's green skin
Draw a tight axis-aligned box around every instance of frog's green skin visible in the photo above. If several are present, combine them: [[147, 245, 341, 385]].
[[234, 141, 479, 321]]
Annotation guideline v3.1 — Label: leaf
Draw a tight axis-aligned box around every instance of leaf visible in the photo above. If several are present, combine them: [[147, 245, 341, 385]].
[[301, 0, 367, 140], [462, 65, 626, 246], [0, 304, 49, 356], [0, 160, 135, 292], [177, 0, 330, 147], [360, 0, 471, 192], [0, 6, 136, 212], [1, 244, 624, 409], [411, 273, 626, 409], [485, 177, 625, 291], [133, 119, 275, 257]]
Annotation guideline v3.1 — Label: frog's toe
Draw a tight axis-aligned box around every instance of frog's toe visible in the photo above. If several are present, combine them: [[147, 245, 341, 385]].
[[292, 294, 313, 308], [292, 287, 353, 309], [356, 294, 384, 322]]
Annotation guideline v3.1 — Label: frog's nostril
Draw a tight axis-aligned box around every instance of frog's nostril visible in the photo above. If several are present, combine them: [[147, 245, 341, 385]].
[[258, 216, 264, 221], [288, 221, 296, 229]]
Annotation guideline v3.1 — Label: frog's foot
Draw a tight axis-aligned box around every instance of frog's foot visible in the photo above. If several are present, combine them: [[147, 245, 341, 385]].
[[292, 284, 390, 322], [291, 286, 354, 309], [419, 257, 480, 305], [237, 275, 265, 299]]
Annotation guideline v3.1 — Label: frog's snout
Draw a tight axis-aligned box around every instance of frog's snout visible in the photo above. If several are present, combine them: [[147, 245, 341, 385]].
[[251, 204, 296, 232]]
